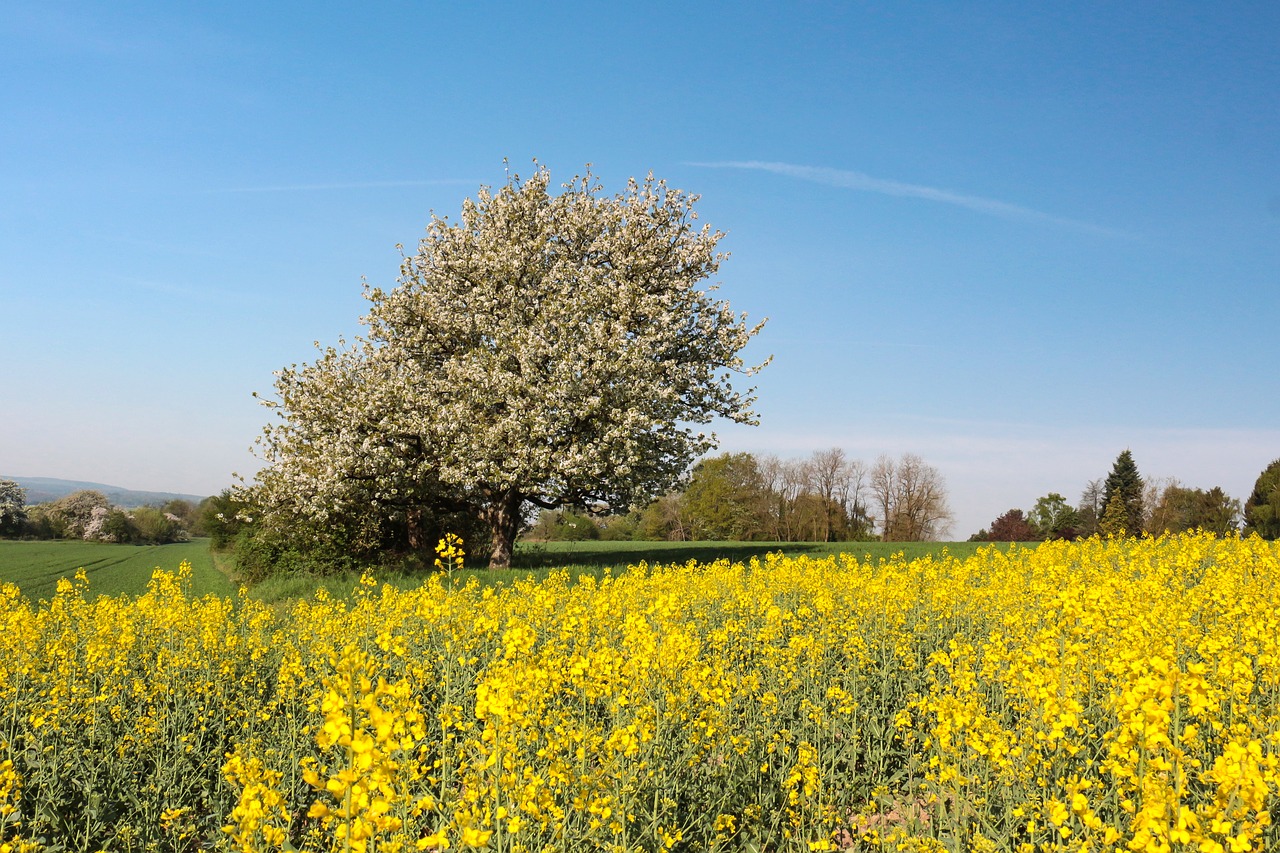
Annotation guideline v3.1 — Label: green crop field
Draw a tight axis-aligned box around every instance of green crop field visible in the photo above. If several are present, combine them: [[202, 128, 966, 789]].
[[0, 535, 1024, 605], [0, 538, 237, 601]]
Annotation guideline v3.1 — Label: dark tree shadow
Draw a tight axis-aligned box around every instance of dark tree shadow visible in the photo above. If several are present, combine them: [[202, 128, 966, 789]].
[[510, 541, 832, 571]]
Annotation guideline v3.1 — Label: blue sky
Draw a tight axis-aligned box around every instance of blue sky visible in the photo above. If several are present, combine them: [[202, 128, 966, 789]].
[[2, 1, 1277, 537]]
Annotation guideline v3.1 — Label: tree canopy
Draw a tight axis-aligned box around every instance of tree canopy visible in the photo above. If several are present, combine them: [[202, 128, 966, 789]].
[[681, 453, 769, 541], [251, 165, 766, 567], [986, 508, 1040, 542], [1146, 483, 1240, 536], [1029, 492, 1080, 540]]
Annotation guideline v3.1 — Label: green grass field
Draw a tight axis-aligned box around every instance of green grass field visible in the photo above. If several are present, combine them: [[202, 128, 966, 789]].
[[0, 536, 1022, 605], [245, 538, 1017, 604], [0, 538, 238, 601]]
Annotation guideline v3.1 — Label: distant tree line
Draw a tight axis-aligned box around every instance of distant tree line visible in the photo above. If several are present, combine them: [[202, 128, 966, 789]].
[[526, 449, 954, 543], [971, 451, 1280, 542], [4, 452, 1274, 566], [0, 481, 216, 545]]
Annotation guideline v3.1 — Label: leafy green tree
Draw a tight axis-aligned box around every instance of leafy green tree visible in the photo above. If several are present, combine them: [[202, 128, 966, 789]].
[[198, 489, 253, 550], [131, 506, 188, 544], [252, 165, 765, 568], [100, 509, 139, 544], [638, 493, 689, 541], [1029, 492, 1080, 540], [555, 511, 602, 541], [527, 509, 602, 541], [682, 453, 769, 540], [525, 511, 559, 541], [596, 511, 641, 541], [0, 479, 27, 537], [1101, 450, 1144, 537], [161, 499, 199, 529], [20, 505, 59, 539], [1148, 484, 1240, 536], [1243, 458, 1280, 540], [1192, 487, 1240, 536]]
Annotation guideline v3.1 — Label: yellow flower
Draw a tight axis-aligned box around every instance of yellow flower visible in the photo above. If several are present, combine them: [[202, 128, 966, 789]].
[[458, 825, 491, 848]]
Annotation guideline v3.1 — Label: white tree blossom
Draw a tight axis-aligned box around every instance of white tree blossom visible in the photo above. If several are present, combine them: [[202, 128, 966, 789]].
[[0, 479, 27, 535], [253, 165, 767, 567]]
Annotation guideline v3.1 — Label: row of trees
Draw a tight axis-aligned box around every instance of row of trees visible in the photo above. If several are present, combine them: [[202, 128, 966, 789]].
[[527, 449, 954, 543], [0, 481, 204, 545], [973, 452, 1280, 542]]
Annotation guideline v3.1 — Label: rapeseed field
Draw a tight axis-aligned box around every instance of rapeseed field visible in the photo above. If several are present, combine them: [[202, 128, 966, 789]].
[[0, 533, 1277, 852]]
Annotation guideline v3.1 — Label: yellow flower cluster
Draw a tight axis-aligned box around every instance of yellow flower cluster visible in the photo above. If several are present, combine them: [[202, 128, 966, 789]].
[[0, 536, 1276, 852], [912, 535, 1280, 852], [434, 534, 465, 576]]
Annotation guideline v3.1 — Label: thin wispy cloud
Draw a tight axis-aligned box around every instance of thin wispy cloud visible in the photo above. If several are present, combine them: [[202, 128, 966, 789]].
[[204, 179, 478, 194], [104, 273, 254, 303], [685, 160, 1121, 236]]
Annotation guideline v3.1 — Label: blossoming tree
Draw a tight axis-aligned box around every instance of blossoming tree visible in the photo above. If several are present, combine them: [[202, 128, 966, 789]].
[[0, 479, 27, 536], [253, 165, 766, 567]]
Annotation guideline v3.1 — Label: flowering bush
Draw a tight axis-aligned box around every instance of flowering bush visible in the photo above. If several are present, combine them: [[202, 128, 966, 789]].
[[0, 534, 1277, 851]]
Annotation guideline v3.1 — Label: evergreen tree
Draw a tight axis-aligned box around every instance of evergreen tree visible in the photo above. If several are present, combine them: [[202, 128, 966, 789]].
[[1101, 450, 1144, 536], [1243, 458, 1280, 540], [1099, 492, 1130, 537]]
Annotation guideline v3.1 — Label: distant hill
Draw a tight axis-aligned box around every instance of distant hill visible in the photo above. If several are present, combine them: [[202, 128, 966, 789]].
[[0, 476, 210, 508]]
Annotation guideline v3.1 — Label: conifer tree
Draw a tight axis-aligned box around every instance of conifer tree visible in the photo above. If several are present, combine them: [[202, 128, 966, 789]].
[[1244, 458, 1280, 540], [1099, 492, 1130, 537], [1101, 450, 1144, 536]]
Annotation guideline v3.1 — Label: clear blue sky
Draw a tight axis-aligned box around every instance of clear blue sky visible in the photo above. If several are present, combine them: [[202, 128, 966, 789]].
[[3, 1, 1277, 537]]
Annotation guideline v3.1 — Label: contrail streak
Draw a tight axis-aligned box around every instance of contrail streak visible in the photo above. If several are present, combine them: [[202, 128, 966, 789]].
[[685, 160, 1121, 236]]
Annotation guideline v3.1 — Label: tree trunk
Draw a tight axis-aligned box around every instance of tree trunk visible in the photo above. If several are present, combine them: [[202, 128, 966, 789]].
[[483, 490, 523, 569], [406, 507, 426, 551]]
